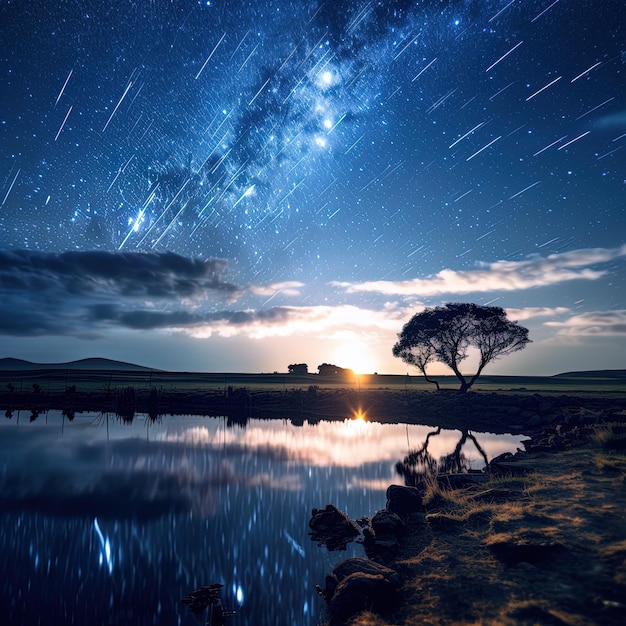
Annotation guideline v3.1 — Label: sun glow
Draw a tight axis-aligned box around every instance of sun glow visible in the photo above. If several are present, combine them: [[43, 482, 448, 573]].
[[342, 410, 368, 436], [332, 343, 377, 375]]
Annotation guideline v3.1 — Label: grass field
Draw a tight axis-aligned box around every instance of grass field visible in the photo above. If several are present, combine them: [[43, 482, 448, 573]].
[[1, 368, 625, 396]]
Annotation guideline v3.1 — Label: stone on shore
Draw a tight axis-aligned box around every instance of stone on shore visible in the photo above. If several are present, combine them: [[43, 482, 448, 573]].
[[386, 484, 424, 514], [321, 557, 401, 624], [309, 504, 360, 551]]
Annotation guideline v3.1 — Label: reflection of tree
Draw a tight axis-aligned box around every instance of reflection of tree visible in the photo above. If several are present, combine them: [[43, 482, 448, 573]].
[[116, 387, 136, 423], [396, 427, 488, 487], [147, 388, 160, 422], [181, 583, 236, 625]]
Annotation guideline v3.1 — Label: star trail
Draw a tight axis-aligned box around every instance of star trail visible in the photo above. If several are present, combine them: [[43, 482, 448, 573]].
[[1, 0, 625, 373]]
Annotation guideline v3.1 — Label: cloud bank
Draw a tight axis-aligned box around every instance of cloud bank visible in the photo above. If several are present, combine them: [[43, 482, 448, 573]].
[[1, 247, 624, 347], [546, 310, 626, 336], [332, 245, 626, 296]]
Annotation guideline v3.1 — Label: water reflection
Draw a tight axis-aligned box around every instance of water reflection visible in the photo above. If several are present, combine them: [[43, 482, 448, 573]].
[[396, 426, 492, 486], [0, 412, 524, 625]]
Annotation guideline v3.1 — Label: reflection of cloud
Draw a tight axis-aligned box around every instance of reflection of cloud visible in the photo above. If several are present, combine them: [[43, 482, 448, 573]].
[[350, 477, 401, 491], [545, 310, 626, 336], [0, 429, 237, 518], [248, 473, 303, 491], [162, 421, 525, 469], [332, 245, 626, 296], [0, 414, 525, 519]]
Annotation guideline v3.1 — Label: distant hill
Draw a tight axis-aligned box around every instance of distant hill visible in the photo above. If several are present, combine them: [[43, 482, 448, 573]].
[[553, 370, 626, 379], [0, 357, 157, 372]]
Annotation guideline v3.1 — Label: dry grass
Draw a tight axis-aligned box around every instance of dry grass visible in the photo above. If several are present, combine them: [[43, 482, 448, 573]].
[[343, 427, 626, 626]]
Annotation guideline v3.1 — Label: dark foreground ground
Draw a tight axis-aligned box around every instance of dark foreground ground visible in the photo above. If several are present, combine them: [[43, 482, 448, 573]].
[[2, 368, 626, 625], [313, 400, 626, 626], [1, 368, 625, 433]]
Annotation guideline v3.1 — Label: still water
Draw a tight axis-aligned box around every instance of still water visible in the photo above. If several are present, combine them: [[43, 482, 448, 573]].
[[0, 411, 524, 625]]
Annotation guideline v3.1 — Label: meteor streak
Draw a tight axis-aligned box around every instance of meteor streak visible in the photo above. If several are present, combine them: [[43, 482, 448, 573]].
[[54, 105, 72, 141], [195, 33, 226, 79], [466, 136, 502, 161], [526, 76, 562, 101]]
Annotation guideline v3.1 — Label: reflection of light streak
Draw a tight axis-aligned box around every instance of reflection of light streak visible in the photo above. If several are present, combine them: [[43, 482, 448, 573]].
[[283, 530, 305, 557], [232, 582, 245, 606], [93, 517, 113, 574]]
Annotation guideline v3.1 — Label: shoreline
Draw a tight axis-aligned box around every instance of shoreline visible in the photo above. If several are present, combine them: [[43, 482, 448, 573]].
[[314, 404, 626, 625], [2, 378, 626, 435]]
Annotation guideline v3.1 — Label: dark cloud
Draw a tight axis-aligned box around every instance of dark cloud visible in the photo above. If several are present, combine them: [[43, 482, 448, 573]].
[[0, 249, 244, 337], [91, 305, 294, 331], [0, 249, 240, 298], [0, 249, 300, 337]]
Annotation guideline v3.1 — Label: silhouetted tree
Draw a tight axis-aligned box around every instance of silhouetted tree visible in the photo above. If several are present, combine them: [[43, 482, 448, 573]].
[[317, 363, 353, 376], [288, 363, 308, 374], [393, 303, 530, 393]]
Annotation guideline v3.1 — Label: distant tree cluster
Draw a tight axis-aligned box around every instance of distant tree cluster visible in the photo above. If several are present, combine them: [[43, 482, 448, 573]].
[[288, 363, 356, 376], [393, 302, 530, 393], [317, 363, 354, 377]]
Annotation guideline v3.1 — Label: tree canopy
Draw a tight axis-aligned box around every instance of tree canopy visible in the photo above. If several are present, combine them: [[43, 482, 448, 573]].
[[392, 303, 531, 393]]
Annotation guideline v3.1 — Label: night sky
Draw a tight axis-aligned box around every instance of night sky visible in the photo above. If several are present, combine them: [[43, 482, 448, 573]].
[[1, 0, 625, 374]]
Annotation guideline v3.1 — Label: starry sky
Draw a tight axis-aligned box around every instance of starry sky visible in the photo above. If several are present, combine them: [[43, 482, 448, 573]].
[[1, 0, 625, 375]]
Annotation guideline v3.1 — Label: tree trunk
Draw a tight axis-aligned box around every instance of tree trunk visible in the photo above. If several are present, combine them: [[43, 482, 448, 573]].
[[448, 362, 469, 393], [464, 362, 487, 393], [419, 366, 440, 391]]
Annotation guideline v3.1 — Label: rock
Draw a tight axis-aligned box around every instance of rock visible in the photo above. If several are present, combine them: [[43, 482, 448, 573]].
[[509, 604, 569, 625], [371, 509, 405, 536], [489, 451, 537, 477], [309, 504, 360, 551], [437, 472, 489, 489], [468, 488, 528, 504], [425, 512, 462, 530], [386, 484, 423, 514], [327, 573, 397, 624], [489, 539, 566, 565], [365, 534, 400, 560], [331, 557, 402, 587], [323, 557, 402, 624]]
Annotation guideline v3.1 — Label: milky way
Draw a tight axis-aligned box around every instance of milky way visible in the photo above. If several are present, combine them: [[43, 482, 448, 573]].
[[1, 1, 625, 372]]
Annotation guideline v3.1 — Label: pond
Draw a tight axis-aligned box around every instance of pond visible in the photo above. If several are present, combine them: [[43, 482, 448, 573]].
[[0, 411, 525, 625]]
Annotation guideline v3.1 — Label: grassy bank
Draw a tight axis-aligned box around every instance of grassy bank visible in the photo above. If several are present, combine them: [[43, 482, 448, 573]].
[[1, 368, 625, 396], [333, 420, 626, 625]]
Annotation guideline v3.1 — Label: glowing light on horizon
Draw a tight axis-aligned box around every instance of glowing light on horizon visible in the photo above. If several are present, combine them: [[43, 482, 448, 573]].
[[332, 343, 378, 375]]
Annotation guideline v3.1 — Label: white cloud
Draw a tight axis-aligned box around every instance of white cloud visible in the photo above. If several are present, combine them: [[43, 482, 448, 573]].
[[545, 310, 626, 336], [180, 304, 409, 340], [248, 281, 305, 297], [505, 306, 570, 321], [332, 245, 626, 297]]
